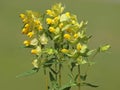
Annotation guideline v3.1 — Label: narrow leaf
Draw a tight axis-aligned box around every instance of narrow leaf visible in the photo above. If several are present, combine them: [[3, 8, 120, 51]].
[[16, 68, 38, 78], [59, 82, 76, 90], [83, 82, 99, 88], [49, 67, 58, 75]]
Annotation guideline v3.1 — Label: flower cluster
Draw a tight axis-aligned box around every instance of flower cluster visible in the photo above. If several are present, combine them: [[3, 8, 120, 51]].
[[20, 3, 110, 71], [19, 3, 110, 90]]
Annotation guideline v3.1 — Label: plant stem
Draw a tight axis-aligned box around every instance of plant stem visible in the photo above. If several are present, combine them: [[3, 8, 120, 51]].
[[55, 64, 58, 81], [59, 63, 62, 87], [78, 65, 81, 90], [44, 68, 48, 90]]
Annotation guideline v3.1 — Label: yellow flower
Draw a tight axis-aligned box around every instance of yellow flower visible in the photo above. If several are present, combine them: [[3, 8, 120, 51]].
[[20, 13, 25, 19], [34, 20, 40, 25], [22, 28, 29, 34], [27, 31, 34, 38], [49, 27, 55, 33], [31, 46, 41, 55], [64, 34, 71, 39], [46, 10, 53, 16], [46, 18, 53, 24], [61, 49, 69, 53], [22, 18, 28, 23], [65, 12, 70, 17], [77, 43, 82, 50], [23, 40, 30, 46], [53, 16, 59, 23], [38, 25, 43, 31]]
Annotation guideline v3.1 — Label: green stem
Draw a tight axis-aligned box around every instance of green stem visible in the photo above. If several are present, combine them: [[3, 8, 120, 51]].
[[44, 68, 48, 90], [78, 65, 81, 90], [59, 63, 62, 87], [55, 64, 58, 81]]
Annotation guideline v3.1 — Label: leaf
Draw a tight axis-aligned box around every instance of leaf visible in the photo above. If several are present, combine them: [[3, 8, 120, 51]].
[[49, 67, 58, 75], [86, 49, 95, 56], [44, 57, 57, 67], [82, 82, 99, 88], [16, 68, 39, 78], [62, 87, 71, 90], [74, 74, 79, 81], [59, 82, 76, 90]]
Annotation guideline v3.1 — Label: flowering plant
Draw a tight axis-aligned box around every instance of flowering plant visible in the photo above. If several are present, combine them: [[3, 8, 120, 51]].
[[18, 3, 110, 90]]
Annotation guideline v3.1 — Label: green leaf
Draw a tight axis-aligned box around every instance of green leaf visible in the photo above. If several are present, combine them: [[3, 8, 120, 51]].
[[16, 68, 39, 78], [59, 82, 76, 90], [44, 57, 57, 67], [82, 82, 99, 88], [49, 67, 58, 75], [61, 87, 71, 90]]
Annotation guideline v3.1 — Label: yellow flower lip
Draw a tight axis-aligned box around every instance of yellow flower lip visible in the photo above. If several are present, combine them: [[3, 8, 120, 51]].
[[31, 49, 38, 54], [34, 20, 40, 25], [46, 18, 53, 24], [22, 28, 29, 34], [20, 13, 25, 19], [64, 34, 71, 39], [74, 34, 79, 39], [49, 27, 55, 33], [23, 40, 30, 46], [31, 46, 41, 55], [61, 49, 69, 53], [27, 31, 34, 38], [25, 24, 30, 28], [38, 25, 43, 31], [46, 10, 53, 16], [65, 12, 70, 17]]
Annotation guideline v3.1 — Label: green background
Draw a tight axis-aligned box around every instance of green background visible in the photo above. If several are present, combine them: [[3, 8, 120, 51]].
[[0, 0, 119, 90]]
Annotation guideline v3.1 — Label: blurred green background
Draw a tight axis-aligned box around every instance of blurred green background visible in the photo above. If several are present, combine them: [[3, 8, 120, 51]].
[[0, 0, 119, 90]]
